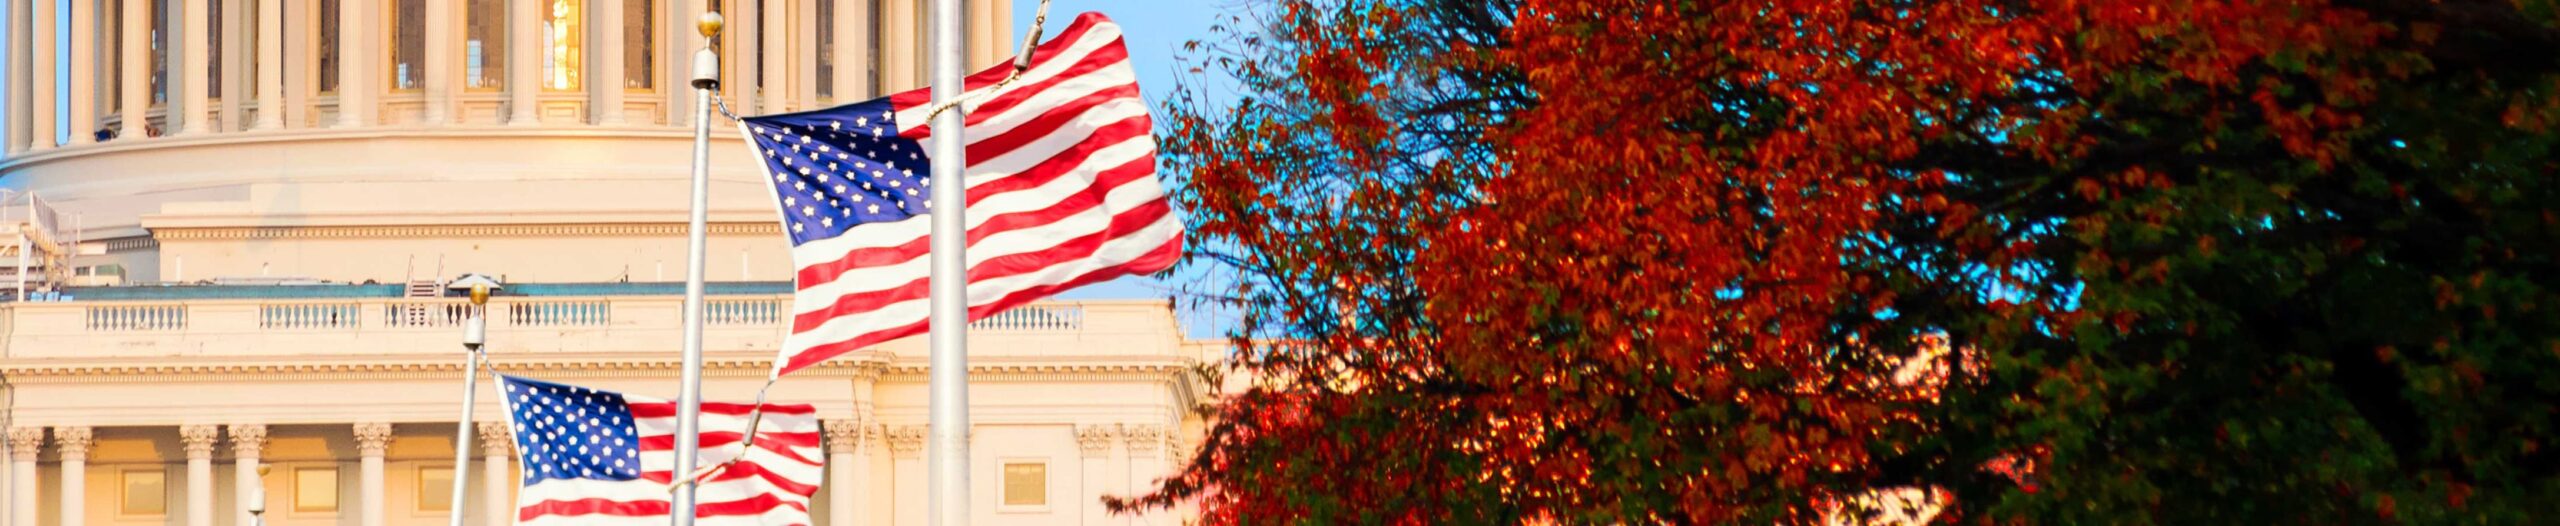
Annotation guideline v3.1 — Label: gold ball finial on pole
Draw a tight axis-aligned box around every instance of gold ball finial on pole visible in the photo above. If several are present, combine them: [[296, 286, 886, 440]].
[[697, 12, 724, 38]]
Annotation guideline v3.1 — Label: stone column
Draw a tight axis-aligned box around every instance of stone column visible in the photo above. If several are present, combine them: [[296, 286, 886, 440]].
[[477, 422, 514, 526], [9, 0, 31, 152], [354, 423, 392, 526], [832, 0, 869, 101], [57, 427, 93, 526], [882, 0, 912, 91], [759, 0, 784, 112], [181, 425, 221, 526], [229, 424, 268, 526], [68, 0, 96, 144], [28, 0, 54, 150], [218, 0, 242, 131], [887, 426, 926, 526], [423, 0, 454, 124], [251, 0, 281, 129], [729, 0, 756, 115], [333, 0, 369, 127], [8, 428, 42, 526], [964, 0, 991, 69], [990, 0, 1011, 57], [823, 419, 867, 526], [119, 0, 149, 138], [506, 0, 539, 124], [666, 0, 698, 126], [1122, 425, 1163, 526], [1075, 426, 1117, 526], [589, 0, 623, 124], [794, 0, 814, 108], [182, 0, 214, 133]]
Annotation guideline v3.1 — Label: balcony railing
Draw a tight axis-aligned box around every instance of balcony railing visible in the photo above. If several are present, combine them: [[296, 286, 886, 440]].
[[3, 296, 1182, 361]]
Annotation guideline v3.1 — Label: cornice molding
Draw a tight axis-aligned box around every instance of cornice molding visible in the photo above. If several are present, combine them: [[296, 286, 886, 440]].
[[101, 236, 159, 254], [151, 222, 782, 240]]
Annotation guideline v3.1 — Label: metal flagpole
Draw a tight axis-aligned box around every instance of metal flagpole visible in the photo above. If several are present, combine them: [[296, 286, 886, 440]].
[[671, 11, 726, 526], [443, 283, 492, 526], [926, 0, 971, 524]]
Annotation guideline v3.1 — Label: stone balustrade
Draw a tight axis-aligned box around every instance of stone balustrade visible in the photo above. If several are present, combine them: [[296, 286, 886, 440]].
[[1, 296, 1178, 361]]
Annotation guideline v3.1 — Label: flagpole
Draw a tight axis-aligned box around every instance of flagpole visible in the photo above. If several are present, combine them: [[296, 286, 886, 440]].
[[926, 0, 971, 523], [671, 12, 725, 526], [442, 284, 491, 526]]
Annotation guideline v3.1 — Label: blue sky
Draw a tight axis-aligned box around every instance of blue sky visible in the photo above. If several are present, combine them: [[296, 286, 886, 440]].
[[1009, 0, 1243, 338]]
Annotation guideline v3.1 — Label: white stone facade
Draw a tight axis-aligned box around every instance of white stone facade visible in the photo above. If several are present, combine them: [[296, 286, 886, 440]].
[[0, 1, 1213, 525]]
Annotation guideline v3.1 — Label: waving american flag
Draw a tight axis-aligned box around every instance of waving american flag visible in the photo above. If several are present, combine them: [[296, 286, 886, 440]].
[[500, 376, 823, 526], [742, 13, 1180, 375]]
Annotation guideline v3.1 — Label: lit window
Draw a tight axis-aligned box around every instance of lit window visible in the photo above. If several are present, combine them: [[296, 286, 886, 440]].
[[121, 470, 168, 516], [390, 0, 426, 91], [542, 0, 586, 91], [625, 0, 655, 90], [416, 467, 454, 512], [466, 0, 507, 89], [1001, 462, 1046, 507], [294, 467, 340, 513]]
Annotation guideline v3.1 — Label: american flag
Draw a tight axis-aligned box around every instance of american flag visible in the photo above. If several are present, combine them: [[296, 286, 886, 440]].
[[500, 375, 824, 526], [741, 12, 1180, 375]]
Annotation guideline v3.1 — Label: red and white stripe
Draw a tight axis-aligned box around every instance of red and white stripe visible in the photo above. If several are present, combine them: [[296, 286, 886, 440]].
[[515, 398, 823, 526], [770, 13, 1181, 374]]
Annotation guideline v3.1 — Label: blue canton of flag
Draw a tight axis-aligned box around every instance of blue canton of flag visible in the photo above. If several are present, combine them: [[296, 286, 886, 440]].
[[504, 376, 643, 485], [745, 98, 936, 245]]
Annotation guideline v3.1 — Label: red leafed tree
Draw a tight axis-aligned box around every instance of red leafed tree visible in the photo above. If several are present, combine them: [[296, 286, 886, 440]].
[[1130, 0, 2560, 523]]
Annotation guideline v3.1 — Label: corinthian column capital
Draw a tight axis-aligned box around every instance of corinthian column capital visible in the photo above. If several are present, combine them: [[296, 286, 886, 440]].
[[180, 424, 223, 459], [228, 424, 269, 457], [353, 422, 394, 456], [1075, 425, 1118, 458], [8, 427, 46, 457], [53, 426, 96, 461], [824, 419, 867, 450], [477, 421, 514, 456]]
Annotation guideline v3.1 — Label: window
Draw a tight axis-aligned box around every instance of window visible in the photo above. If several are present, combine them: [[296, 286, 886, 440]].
[[466, 0, 506, 89], [293, 467, 340, 513], [318, 0, 340, 93], [389, 0, 426, 91], [152, 0, 169, 103], [815, 0, 833, 100], [624, 0, 654, 90], [1000, 462, 1046, 507], [120, 470, 168, 516], [541, 0, 585, 91], [208, 0, 222, 99], [416, 467, 454, 512]]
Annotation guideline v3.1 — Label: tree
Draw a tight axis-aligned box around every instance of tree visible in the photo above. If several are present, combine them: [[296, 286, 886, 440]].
[[1131, 0, 2560, 523]]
